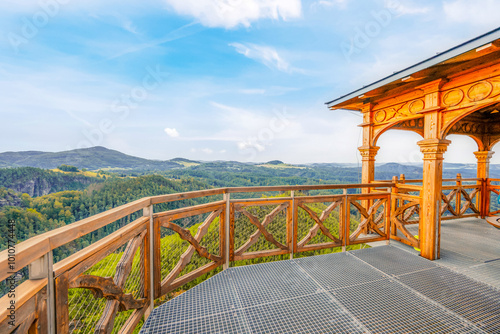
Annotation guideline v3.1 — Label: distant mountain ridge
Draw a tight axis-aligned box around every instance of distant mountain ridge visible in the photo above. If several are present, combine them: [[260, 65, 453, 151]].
[[1, 146, 497, 179], [0, 146, 181, 170]]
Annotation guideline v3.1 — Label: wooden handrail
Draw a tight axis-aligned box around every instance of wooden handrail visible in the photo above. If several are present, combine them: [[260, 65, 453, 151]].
[[0, 197, 151, 282]]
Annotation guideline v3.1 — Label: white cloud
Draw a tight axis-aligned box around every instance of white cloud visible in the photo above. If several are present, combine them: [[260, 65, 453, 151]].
[[310, 0, 348, 10], [201, 148, 213, 154], [385, 0, 430, 15], [230, 42, 298, 73], [443, 0, 500, 26], [164, 128, 180, 137], [163, 0, 301, 29]]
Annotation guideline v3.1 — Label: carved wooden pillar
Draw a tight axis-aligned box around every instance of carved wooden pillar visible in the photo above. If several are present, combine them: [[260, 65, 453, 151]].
[[474, 150, 494, 217], [359, 102, 378, 187], [359, 146, 380, 185], [418, 139, 450, 260], [474, 150, 494, 179], [417, 79, 449, 260]]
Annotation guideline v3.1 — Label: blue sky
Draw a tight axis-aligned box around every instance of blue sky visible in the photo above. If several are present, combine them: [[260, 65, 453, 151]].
[[1, 0, 500, 164]]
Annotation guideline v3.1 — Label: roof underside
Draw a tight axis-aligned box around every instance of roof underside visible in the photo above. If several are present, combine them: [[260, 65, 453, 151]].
[[326, 27, 500, 111]]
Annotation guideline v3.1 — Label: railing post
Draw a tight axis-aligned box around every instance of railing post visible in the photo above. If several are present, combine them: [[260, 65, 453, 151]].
[[456, 173, 462, 218], [290, 190, 295, 260], [29, 251, 55, 334], [143, 205, 154, 317], [386, 186, 391, 245], [342, 188, 348, 252], [390, 176, 398, 239], [482, 178, 490, 218], [223, 193, 231, 270]]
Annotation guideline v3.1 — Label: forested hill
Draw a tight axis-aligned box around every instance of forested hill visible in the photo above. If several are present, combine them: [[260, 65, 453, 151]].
[[0, 167, 103, 197]]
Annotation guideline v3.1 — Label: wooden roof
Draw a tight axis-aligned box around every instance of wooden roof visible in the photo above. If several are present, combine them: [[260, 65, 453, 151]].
[[326, 27, 500, 111]]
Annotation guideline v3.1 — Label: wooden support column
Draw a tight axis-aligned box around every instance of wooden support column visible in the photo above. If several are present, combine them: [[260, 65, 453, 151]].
[[417, 79, 449, 260], [359, 146, 380, 185], [474, 150, 494, 217], [418, 138, 450, 260], [474, 151, 494, 179]]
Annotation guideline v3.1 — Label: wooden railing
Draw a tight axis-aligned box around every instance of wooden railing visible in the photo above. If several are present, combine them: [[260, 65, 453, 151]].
[[0, 183, 394, 334], [2, 176, 498, 333]]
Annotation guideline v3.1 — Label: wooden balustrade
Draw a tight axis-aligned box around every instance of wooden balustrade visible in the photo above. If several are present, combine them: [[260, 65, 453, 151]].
[[1, 177, 497, 333]]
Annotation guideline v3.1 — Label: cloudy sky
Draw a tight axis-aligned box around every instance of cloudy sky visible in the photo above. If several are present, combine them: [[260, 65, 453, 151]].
[[1, 0, 500, 164]]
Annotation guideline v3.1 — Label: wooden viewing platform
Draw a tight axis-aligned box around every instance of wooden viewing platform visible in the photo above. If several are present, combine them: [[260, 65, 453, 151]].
[[1, 27, 500, 334], [141, 235, 500, 333]]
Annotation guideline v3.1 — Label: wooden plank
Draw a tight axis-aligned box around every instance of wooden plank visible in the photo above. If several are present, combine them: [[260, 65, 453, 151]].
[[150, 188, 225, 205], [143, 227, 151, 303], [155, 201, 225, 221], [118, 307, 147, 334], [390, 234, 418, 247], [226, 182, 394, 194], [153, 220, 161, 299], [54, 217, 148, 278], [349, 236, 386, 245], [233, 248, 289, 261], [36, 287, 48, 334], [0, 237, 50, 283], [0, 291, 36, 334], [161, 261, 220, 296], [94, 300, 119, 334], [55, 273, 69, 334], [232, 198, 292, 205], [229, 204, 235, 262], [0, 279, 47, 328], [296, 241, 342, 253], [346, 193, 390, 201], [286, 204, 293, 254], [295, 195, 343, 204]]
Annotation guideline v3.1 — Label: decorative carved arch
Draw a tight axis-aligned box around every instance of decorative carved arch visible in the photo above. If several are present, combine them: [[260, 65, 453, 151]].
[[440, 102, 499, 140], [372, 117, 424, 147]]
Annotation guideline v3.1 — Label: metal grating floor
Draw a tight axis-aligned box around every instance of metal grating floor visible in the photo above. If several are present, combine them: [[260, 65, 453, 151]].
[[392, 218, 500, 290], [141, 243, 500, 333]]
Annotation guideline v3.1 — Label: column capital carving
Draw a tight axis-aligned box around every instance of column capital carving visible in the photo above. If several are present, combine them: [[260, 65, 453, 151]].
[[474, 150, 494, 162], [417, 139, 451, 160], [358, 146, 380, 160]]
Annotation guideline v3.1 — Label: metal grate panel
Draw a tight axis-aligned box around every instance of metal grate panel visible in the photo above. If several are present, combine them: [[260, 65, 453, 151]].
[[140, 310, 250, 334], [294, 252, 385, 290], [141, 244, 500, 333], [243, 292, 365, 334], [332, 278, 480, 333], [398, 266, 500, 333], [230, 260, 318, 307], [144, 270, 241, 325], [350, 245, 437, 276]]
